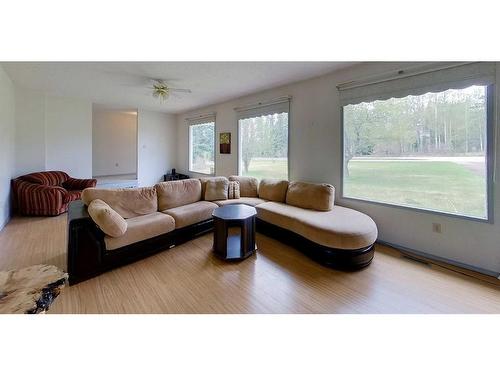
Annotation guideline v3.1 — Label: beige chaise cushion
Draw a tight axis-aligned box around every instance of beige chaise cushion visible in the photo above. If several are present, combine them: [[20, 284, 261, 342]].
[[214, 197, 268, 207], [199, 176, 229, 199], [88, 199, 127, 237], [286, 181, 335, 211], [163, 201, 218, 229], [256, 202, 377, 250], [258, 178, 289, 202], [104, 212, 176, 250], [228, 176, 259, 197], [82, 187, 157, 219], [204, 179, 229, 201], [155, 179, 202, 210]]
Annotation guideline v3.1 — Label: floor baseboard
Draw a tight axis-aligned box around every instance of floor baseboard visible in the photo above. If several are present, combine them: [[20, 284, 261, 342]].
[[376, 240, 500, 287]]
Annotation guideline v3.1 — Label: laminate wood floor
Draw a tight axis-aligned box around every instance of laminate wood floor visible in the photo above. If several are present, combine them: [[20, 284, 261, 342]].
[[1, 214, 499, 313]]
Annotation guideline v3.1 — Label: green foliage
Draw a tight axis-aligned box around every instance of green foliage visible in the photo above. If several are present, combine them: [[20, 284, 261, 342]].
[[343, 86, 487, 175], [190, 122, 214, 173], [240, 112, 288, 173]]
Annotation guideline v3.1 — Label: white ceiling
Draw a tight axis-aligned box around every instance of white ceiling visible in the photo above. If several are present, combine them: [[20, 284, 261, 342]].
[[2, 62, 355, 114]]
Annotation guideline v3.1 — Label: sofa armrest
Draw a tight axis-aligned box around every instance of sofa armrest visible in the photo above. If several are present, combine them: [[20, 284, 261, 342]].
[[12, 179, 68, 215], [67, 200, 105, 284], [63, 177, 97, 191]]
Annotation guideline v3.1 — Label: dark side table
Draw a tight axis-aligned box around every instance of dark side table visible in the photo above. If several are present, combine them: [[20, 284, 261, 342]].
[[212, 204, 257, 261]]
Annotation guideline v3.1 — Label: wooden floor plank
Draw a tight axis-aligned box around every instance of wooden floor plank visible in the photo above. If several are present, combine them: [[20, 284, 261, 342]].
[[0, 214, 499, 313]]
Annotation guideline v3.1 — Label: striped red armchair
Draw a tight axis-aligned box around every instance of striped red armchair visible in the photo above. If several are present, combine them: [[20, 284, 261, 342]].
[[12, 171, 97, 216]]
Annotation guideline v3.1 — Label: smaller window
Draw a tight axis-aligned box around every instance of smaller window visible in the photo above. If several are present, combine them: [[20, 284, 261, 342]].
[[189, 120, 215, 175]]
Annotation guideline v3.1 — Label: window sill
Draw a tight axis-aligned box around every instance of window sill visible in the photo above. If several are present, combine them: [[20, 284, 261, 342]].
[[339, 195, 492, 224]]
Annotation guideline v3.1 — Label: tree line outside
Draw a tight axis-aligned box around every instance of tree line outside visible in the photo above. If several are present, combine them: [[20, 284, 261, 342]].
[[190, 122, 215, 174], [239, 112, 288, 179], [343, 85, 488, 218], [343, 85, 487, 176]]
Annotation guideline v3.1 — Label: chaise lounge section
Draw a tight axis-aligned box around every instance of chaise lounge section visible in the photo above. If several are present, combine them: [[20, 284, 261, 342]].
[[67, 176, 377, 284]]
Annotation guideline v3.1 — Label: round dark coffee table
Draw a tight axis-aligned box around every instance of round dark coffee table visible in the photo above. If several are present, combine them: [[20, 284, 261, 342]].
[[212, 204, 257, 261]]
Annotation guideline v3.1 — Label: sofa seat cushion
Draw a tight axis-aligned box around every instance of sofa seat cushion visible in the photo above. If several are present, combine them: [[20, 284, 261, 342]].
[[155, 179, 202, 210], [66, 190, 82, 202], [82, 187, 158, 219], [104, 212, 175, 251], [214, 197, 268, 207], [255, 202, 377, 250], [163, 201, 218, 229]]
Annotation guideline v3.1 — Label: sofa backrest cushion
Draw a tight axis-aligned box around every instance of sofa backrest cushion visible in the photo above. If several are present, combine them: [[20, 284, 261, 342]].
[[155, 179, 201, 210], [228, 181, 241, 199], [88, 199, 128, 237], [199, 176, 229, 200], [258, 178, 289, 202], [228, 176, 259, 197], [285, 181, 335, 211], [22, 171, 69, 186], [204, 179, 229, 201], [82, 186, 158, 218]]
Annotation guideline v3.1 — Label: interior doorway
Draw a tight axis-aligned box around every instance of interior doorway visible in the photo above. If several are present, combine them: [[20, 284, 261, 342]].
[[92, 104, 138, 188]]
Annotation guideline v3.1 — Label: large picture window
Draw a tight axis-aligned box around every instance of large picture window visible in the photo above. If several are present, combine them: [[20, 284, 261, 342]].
[[189, 118, 215, 175], [237, 99, 289, 180], [340, 63, 494, 220]]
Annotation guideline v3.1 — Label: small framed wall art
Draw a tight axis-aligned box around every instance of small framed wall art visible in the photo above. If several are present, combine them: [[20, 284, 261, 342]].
[[219, 132, 231, 154]]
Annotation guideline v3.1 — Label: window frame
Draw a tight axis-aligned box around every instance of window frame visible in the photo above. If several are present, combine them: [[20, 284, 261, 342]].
[[188, 119, 216, 176], [339, 84, 495, 223], [236, 105, 291, 180]]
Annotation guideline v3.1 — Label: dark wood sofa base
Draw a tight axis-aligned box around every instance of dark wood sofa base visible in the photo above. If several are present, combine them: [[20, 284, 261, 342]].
[[68, 201, 374, 284], [67, 201, 214, 285], [255, 218, 375, 270]]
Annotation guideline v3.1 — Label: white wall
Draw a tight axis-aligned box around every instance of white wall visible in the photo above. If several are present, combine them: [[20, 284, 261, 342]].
[[14, 89, 45, 175], [176, 62, 500, 275], [0, 65, 16, 230], [13, 90, 93, 179], [45, 96, 92, 178], [92, 109, 137, 177], [137, 110, 177, 187]]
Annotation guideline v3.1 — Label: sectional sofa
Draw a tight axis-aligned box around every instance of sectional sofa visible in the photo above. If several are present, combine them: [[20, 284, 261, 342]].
[[67, 176, 377, 284]]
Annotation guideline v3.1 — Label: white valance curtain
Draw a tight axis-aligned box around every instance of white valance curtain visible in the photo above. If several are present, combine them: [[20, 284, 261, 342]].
[[235, 96, 291, 120], [186, 113, 216, 126], [338, 62, 496, 106]]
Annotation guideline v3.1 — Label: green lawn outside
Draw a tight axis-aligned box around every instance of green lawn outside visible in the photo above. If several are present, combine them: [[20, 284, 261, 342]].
[[344, 160, 487, 218], [242, 159, 288, 180]]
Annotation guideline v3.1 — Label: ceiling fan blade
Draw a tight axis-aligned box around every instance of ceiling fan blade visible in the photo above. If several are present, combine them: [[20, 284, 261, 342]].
[[170, 88, 192, 93]]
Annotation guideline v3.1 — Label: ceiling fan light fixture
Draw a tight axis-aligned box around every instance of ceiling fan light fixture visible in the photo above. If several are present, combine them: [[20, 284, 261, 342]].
[[152, 81, 170, 101]]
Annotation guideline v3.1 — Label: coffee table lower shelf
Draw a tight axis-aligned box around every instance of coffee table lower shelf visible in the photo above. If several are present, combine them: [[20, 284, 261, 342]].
[[213, 234, 256, 261]]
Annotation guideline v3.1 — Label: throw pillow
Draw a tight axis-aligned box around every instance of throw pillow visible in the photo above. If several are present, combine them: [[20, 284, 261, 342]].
[[88, 199, 128, 237], [204, 179, 229, 201], [228, 181, 241, 199]]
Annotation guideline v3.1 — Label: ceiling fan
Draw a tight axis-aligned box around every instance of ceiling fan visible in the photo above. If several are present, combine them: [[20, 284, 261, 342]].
[[150, 79, 191, 101]]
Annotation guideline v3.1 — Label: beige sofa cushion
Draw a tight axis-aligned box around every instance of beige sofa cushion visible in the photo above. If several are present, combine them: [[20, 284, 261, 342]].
[[88, 199, 127, 237], [199, 176, 229, 199], [155, 179, 201, 211], [104, 212, 175, 251], [228, 181, 240, 199], [214, 197, 268, 207], [258, 178, 289, 202], [256, 202, 377, 250], [228, 176, 259, 197], [205, 179, 229, 201], [163, 201, 218, 229], [82, 187, 157, 219], [286, 181, 334, 211]]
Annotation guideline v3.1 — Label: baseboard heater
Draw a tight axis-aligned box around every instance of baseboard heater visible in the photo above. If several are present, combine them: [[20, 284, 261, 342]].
[[376, 240, 500, 280]]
